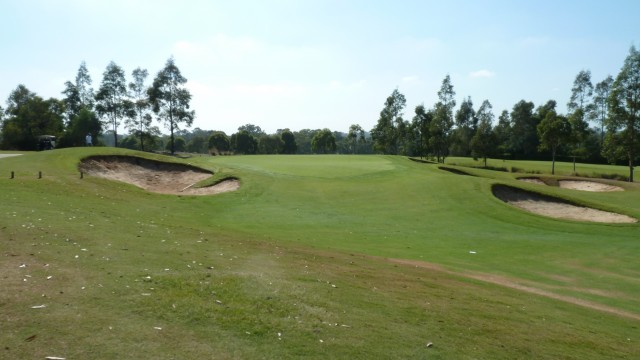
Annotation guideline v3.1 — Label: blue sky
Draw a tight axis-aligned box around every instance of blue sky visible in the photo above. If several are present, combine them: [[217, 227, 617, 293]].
[[1, 0, 637, 134]]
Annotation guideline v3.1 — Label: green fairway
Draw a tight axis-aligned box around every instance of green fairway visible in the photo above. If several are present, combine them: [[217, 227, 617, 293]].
[[1, 149, 639, 359]]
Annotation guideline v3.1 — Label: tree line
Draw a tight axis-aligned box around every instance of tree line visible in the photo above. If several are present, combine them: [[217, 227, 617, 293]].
[[0, 57, 194, 154], [370, 46, 640, 181], [1, 47, 638, 179]]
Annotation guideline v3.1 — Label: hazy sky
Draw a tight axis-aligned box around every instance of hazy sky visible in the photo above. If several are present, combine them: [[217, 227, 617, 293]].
[[1, 0, 637, 135]]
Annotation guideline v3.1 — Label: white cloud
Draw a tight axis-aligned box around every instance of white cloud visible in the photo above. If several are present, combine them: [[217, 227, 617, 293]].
[[469, 69, 495, 78]]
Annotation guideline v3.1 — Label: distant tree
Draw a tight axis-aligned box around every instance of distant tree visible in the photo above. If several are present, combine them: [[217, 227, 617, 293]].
[[166, 136, 186, 152], [591, 75, 614, 144], [451, 96, 476, 156], [231, 130, 257, 154], [567, 70, 594, 158], [95, 61, 133, 147], [1, 85, 64, 150], [509, 100, 538, 159], [411, 104, 432, 158], [76, 61, 94, 109], [126, 67, 153, 151], [371, 89, 406, 154], [148, 57, 195, 155], [537, 110, 572, 175], [58, 107, 102, 147], [493, 110, 512, 158], [280, 129, 297, 154], [120, 135, 139, 150], [62, 62, 94, 122], [258, 134, 283, 154], [347, 124, 365, 154], [186, 135, 209, 153], [470, 100, 497, 167], [237, 124, 266, 137], [429, 75, 456, 163], [293, 129, 319, 154], [603, 46, 640, 182], [311, 128, 337, 154], [208, 131, 230, 155]]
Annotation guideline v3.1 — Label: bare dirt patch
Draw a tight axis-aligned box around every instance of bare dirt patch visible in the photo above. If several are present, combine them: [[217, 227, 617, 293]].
[[79, 156, 239, 196], [558, 180, 624, 192], [492, 185, 636, 223]]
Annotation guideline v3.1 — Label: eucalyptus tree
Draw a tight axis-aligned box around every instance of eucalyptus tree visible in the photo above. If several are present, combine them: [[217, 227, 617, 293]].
[[125, 67, 153, 150], [95, 61, 133, 147], [567, 70, 594, 157], [429, 75, 456, 162], [62, 61, 95, 122], [509, 100, 538, 159], [591, 75, 614, 144], [537, 110, 572, 175], [371, 89, 406, 154], [604, 46, 640, 182], [148, 57, 195, 155], [493, 110, 512, 158], [470, 100, 497, 167], [411, 104, 432, 158], [347, 124, 365, 154], [451, 96, 476, 156]]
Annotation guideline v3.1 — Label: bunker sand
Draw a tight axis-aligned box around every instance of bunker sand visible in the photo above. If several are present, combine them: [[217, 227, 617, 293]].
[[79, 156, 239, 195], [493, 185, 636, 223]]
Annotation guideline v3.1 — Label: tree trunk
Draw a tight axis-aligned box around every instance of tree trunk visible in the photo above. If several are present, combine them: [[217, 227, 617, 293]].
[[551, 147, 556, 175], [629, 158, 634, 182], [170, 122, 175, 155]]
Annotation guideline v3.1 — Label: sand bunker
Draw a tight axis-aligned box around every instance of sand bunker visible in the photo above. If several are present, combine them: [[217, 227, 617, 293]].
[[79, 156, 239, 196], [518, 177, 624, 192], [558, 180, 624, 192], [492, 185, 636, 223]]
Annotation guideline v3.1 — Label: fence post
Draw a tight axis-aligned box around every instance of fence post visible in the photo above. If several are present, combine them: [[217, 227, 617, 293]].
[[38, 171, 42, 179], [10, 171, 14, 179], [80, 171, 84, 179]]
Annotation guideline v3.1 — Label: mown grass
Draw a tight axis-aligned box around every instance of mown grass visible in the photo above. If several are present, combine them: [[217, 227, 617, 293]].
[[1, 149, 639, 359]]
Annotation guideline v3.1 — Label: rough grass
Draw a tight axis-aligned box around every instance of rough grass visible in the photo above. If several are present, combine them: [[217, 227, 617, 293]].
[[1, 149, 639, 359]]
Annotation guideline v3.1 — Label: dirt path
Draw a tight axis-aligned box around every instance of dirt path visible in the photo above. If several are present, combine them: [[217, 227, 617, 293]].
[[388, 258, 640, 322]]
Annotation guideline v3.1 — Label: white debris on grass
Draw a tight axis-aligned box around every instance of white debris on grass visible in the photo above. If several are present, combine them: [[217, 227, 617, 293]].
[[469, 251, 477, 254], [154, 327, 162, 330], [31, 304, 47, 309], [45, 356, 66, 360]]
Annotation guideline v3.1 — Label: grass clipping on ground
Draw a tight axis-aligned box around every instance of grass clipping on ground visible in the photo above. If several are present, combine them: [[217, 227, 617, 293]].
[[79, 155, 239, 195]]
